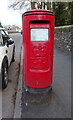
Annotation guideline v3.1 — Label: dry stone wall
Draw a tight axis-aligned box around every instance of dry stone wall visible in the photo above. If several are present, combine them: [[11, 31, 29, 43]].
[[55, 25, 73, 54]]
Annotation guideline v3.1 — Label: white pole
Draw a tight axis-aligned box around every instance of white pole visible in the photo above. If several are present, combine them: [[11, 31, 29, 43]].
[[51, 0, 52, 9]]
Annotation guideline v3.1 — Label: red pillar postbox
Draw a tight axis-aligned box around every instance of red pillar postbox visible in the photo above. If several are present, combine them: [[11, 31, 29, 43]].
[[22, 9, 54, 90]]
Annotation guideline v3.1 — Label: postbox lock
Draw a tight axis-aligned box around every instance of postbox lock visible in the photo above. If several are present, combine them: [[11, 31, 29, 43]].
[[50, 53, 52, 56]]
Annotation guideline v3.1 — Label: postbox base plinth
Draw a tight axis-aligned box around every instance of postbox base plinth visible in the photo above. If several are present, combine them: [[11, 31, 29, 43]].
[[24, 84, 52, 94]]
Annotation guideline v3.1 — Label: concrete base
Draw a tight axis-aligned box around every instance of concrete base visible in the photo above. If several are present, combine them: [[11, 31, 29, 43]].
[[24, 84, 52, 94]]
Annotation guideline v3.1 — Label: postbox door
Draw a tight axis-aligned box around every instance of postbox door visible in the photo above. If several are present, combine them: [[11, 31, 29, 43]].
[[30, 23, 51, 71]]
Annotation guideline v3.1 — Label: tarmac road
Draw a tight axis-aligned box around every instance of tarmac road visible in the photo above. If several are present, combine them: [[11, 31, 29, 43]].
[[1, 33, 22, 118], [21, 48, 71, 118]]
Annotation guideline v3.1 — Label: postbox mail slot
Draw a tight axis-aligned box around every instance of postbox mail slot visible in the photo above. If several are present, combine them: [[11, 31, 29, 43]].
[[30, 22, 49, 28], [30, 24, 49, 28]]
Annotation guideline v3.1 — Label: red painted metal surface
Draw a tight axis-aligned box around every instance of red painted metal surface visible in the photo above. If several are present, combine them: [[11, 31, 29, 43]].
[[22, 9, 54, 88]]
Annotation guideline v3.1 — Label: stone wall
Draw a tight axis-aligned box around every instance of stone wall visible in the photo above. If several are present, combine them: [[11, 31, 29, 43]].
[[54, 25, 73, 54]]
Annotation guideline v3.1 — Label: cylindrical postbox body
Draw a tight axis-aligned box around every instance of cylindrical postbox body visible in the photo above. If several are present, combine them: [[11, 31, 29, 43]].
[[22, 9, 54, 88]]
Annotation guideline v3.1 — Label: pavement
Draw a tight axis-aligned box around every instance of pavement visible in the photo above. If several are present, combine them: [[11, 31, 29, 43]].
[[14, 47, 23, 118], [0, 90, 2, 119], [14, 47, 71, 118]]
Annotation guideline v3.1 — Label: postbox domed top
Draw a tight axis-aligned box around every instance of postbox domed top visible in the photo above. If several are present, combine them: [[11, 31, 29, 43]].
[[23, 9, 54, 16]]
